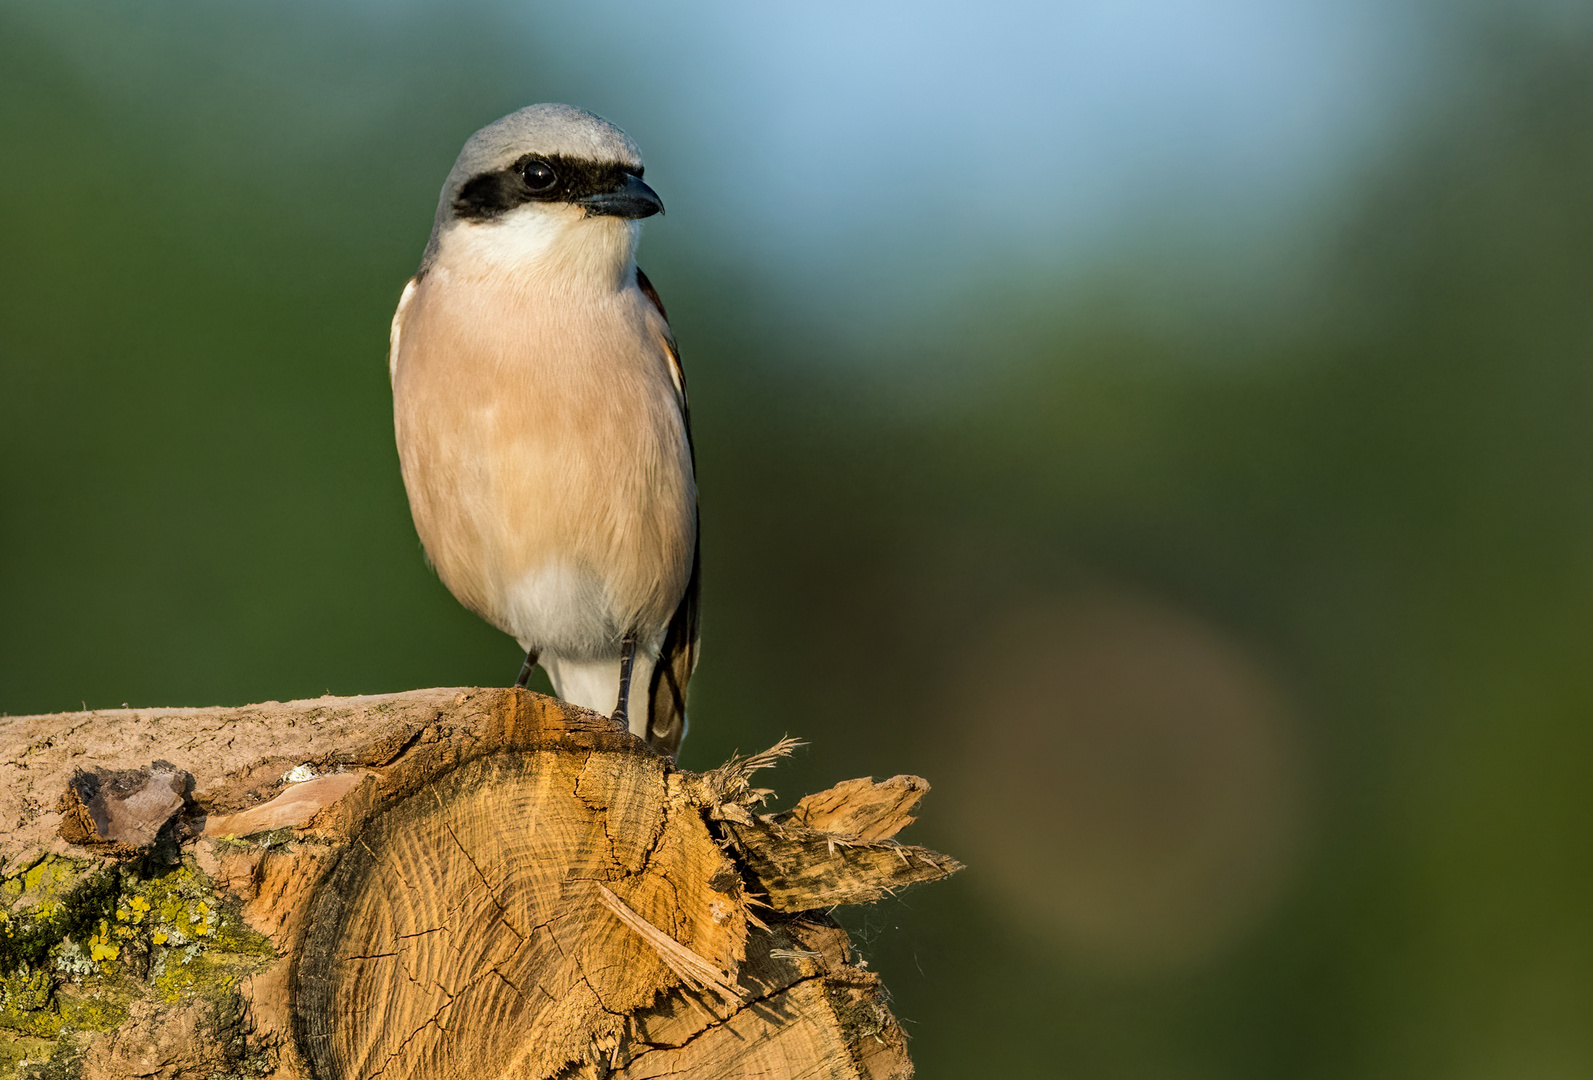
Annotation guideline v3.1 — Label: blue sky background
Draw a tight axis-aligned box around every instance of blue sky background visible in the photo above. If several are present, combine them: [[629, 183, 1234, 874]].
[[12, 0, 1452, 311]]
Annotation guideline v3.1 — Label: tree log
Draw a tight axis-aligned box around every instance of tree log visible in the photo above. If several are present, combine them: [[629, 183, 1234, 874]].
[[0, 688, 960, 1080]]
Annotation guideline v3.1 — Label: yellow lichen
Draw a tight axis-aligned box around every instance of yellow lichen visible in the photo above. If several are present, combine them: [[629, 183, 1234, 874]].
[[87, 923, 119, 964], [0, 858, 275, 1079]]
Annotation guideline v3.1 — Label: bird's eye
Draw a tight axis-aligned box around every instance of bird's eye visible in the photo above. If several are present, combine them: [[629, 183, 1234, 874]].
[[521, 160, 557, 193]]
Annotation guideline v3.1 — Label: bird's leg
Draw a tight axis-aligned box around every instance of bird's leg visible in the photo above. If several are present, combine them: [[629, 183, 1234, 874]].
[[612, 632, 638, 728], [514, 648, 539, 689]]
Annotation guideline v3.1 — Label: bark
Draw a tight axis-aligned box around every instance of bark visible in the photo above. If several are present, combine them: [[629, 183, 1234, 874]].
[[0, 688, 960, 1080]]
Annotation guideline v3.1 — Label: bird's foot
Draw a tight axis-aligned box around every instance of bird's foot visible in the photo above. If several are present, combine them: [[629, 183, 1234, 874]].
[[514, 649, 539, 689], [612, 632, 637, 727]]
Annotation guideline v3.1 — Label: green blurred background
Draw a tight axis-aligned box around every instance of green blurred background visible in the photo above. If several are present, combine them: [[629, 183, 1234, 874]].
[[4, 1, 1592, 1075]]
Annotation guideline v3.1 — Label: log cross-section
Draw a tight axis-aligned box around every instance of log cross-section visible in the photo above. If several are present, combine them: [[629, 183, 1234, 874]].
[[0, 688, 960, 1080]]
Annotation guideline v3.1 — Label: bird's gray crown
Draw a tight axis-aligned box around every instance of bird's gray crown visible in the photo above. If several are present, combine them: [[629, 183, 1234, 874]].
[[448, 104, 642, 190]]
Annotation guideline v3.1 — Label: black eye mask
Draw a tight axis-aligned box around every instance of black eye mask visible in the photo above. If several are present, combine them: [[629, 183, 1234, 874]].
[[453, 155, 643, 221]]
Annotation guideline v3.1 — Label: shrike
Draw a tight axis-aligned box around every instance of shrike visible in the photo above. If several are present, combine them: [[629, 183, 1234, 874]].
[[390, 104, 698, 757]]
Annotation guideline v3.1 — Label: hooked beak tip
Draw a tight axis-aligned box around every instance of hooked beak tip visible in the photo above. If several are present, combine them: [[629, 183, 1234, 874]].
[[578, 174, 664, 220]]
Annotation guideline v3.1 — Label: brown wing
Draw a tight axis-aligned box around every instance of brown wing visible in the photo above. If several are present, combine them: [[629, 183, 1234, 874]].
[[638, 268, 700, 758]]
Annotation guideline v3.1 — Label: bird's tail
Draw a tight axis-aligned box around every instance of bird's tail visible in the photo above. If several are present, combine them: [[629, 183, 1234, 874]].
[[646, 546, 700, 759]]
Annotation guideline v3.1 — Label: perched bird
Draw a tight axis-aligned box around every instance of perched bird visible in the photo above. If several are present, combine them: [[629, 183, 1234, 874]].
[[389, 104, 699, 756]]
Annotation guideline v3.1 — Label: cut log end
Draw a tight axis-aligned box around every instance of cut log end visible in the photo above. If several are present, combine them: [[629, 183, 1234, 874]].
[[0, 688, 960, 1080]]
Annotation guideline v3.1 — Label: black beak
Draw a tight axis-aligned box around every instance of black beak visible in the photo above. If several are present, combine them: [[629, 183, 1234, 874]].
[[576, 174, 664, 220]]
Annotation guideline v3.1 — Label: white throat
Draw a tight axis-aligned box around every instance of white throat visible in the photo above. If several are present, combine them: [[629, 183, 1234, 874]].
[[432, 205, 640, 292]]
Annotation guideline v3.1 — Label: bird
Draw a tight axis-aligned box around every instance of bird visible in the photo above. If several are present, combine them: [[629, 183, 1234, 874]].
[[389, 104, 699, 757]]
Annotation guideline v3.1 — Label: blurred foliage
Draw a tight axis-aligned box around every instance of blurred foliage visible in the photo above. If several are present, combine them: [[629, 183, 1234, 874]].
[[3, 4, 1592, 1077]]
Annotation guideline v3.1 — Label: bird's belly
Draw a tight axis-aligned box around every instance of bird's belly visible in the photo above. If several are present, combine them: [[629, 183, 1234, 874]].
[[398, 384, 692, 659], [501, 559, 632, 659], [425, 422, 692, 656], [393, 274, 693, 659]]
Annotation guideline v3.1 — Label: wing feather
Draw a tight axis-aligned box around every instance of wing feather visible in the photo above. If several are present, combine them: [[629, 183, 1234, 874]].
[[637, 267, 700, 758], [388, 277, 418, 381]]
